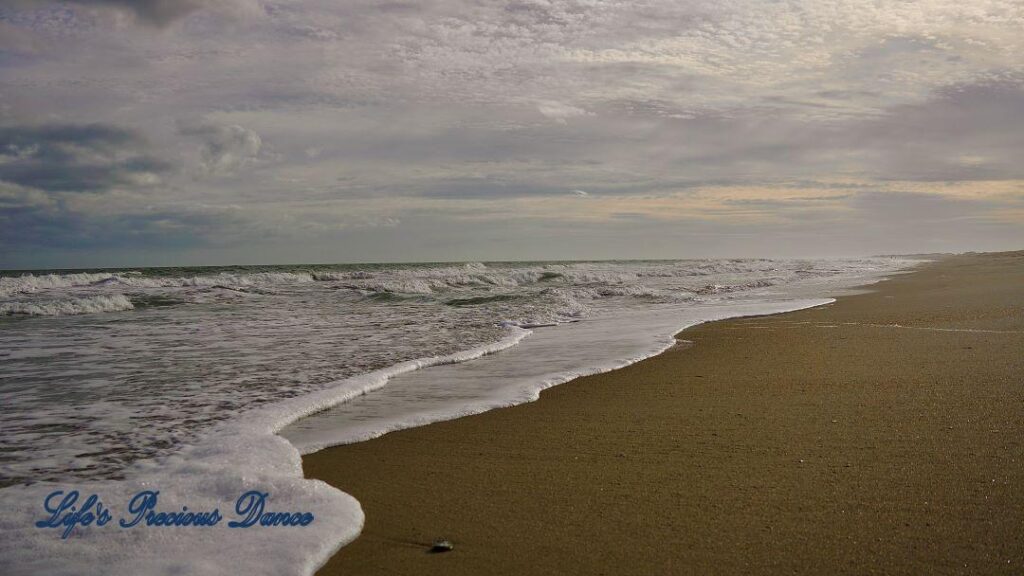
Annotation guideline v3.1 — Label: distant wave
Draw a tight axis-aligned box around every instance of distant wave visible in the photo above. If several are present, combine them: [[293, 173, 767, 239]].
[[693, 279, 778, 295], [446, 294, 521, 306], [0, 294, 134, 317], [0, 272, 121, 298], [129, 294, 186, 308], [0, 259, 905, 305], [0, 271, 318, 297]]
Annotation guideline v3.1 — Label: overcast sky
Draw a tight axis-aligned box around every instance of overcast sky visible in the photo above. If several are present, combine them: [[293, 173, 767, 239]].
[[1, 0, 1023, 268]]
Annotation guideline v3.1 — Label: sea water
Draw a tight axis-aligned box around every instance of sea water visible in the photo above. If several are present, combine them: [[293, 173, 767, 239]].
[[0, 258, 916, 574]]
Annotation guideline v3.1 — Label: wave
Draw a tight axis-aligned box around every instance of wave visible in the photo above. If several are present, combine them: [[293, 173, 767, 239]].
[[128, 272, 317, 289], [0, 294, 134, 317], [288, 299, 836, 454], [693, 279, 778, 295], [574, 285, 664, 298], [0, 271, 318, 297], [0, 272, 121, 298], [128, 294, 186, 308], [0, 258, 910, 307], [445, 294, 520, 306], [363, 292, 430, 303]]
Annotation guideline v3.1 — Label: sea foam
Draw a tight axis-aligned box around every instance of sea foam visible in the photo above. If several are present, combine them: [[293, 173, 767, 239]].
[[0, 327, 530, 576], [0, 294, 134, 317]]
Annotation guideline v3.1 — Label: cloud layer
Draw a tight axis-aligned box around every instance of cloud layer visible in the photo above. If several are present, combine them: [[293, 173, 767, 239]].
[[1, 0, 1022, 267], [8, 0, 244, 26], [0, 124, 170, 191]]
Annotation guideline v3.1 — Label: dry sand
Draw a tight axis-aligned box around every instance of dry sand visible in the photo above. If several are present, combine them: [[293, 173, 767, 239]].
[[304, 251, 1024, 575]]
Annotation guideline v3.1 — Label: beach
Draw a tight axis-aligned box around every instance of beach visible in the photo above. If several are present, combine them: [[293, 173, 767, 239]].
[[304, 251, 1024, 575], [9, 1, 1024, 573], [0, 258, 911, 575]]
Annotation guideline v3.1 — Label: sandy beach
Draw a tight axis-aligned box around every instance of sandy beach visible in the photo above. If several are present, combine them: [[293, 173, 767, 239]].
[[9, 3, 1024, 573], [304, 252, 1024, 575]]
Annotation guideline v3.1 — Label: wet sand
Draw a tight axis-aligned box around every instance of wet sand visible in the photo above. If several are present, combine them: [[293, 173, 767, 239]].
[[304, 251, 1024, 575]]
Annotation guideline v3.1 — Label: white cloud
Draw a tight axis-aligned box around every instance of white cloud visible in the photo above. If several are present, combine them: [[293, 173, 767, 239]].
[[537, 101, 590, 123]]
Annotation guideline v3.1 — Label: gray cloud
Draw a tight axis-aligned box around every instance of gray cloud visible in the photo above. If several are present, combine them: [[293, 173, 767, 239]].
[[1, 0, 1023, 267], [852, 81, 1024, 182], [8, 0, 214, 26], [179, 122, 262, 175], [0, 202, 207, 250], [81, 0, 205, 25], [0, 124, 172, 192]]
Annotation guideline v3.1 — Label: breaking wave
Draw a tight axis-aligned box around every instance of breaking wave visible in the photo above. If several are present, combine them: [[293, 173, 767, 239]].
[[0, 272, 122, 298], [0, 294, 134, 317]]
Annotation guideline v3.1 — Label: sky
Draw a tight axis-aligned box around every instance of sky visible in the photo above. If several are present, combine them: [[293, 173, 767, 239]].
[[1, 0, 1023, 269]]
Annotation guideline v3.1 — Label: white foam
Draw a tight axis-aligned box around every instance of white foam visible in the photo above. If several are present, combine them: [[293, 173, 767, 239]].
[[0, 294, 134, 316], [0, 272, 120, 298], [0, 271, 320, 299], [0, 328, 529, 576], [281, 299, 833, 453]]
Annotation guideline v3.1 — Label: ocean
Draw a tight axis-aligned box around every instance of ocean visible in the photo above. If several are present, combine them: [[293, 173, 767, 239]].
[[0, 258, 914, 575]]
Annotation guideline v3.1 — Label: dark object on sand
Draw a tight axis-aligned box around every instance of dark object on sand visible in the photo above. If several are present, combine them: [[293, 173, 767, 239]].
[[429, 538, 454, 553]]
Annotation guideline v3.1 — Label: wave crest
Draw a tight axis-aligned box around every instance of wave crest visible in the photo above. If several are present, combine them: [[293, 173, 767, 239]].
[[0, 294, 135, 317]]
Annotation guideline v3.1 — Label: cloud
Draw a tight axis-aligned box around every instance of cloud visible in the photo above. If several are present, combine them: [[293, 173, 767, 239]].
[[848, 80, 1024, 182], [0, 124, 172, 192], [83, 0, 205, 25], [2, 0, 1024, 265], [537, 101, 590, 124], [0, 20, 45, 55], [179, 122, 262, 175], [7, 0, 243, 26], [0, 202, 223, 259]]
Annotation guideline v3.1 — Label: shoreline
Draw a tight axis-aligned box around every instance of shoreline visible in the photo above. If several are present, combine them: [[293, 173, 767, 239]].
[[304, 251, 1024, 575], [0, 259, 911, 576], [283, 297, 843, 455]]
